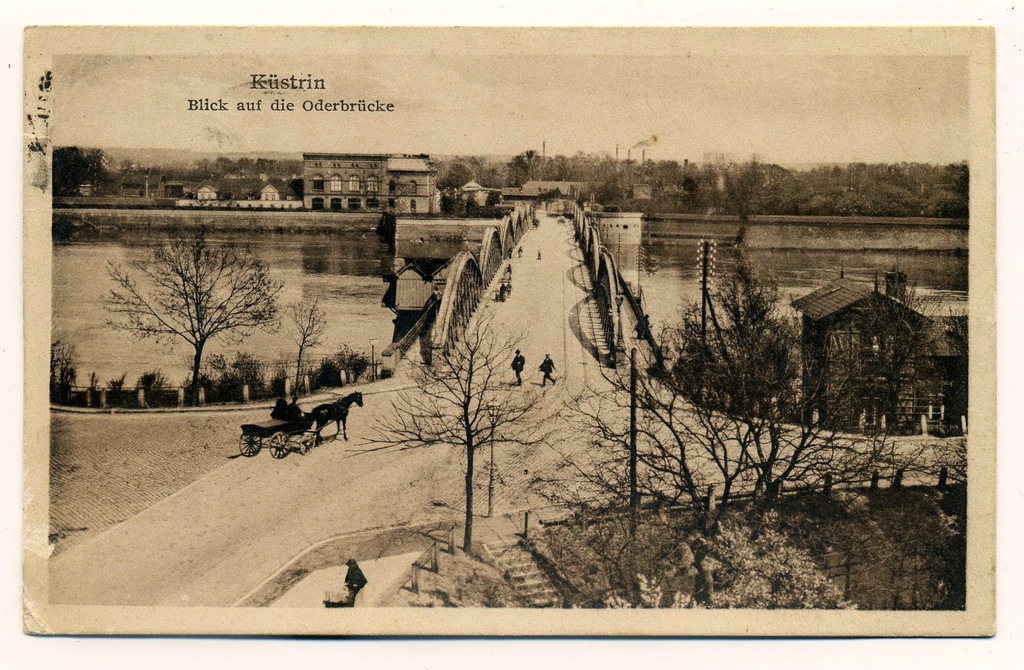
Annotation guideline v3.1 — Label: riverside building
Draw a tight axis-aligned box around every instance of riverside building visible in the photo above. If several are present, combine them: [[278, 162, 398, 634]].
[[302, 152, 438, 214]]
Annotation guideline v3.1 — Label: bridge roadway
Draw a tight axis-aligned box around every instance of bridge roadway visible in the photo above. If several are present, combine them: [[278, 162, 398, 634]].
[[46, 211, 614, 607]]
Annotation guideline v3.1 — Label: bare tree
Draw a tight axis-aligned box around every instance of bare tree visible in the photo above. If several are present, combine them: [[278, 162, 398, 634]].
[[368, 317, 543, 552], [106, 231, 282, 404], [287, 299, 327, 399], [552, 256, 887, 529]]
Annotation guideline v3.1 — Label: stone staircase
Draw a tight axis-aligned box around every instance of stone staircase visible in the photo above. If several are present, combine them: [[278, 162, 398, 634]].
[[483, 541, 560, 607]]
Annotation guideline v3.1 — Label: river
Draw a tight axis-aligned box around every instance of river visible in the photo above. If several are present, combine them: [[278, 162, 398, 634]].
[[52, 230, 396, 386], [52, 226, 968, 385]]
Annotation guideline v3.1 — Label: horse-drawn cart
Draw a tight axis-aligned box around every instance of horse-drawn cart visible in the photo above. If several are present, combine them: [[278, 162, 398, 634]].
[[238, 418, 317, 459]]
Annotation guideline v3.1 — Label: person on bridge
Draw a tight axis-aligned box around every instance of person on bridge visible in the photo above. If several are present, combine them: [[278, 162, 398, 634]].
[[539, 354, 556, 387], [344, 558, 368, 606], [511, 349, 526, 386]]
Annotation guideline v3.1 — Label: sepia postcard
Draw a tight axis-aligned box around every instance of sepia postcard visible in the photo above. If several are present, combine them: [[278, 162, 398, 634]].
[[23, 25, 996, 636]]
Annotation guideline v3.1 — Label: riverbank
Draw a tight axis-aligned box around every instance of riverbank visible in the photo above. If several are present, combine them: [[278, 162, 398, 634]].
[[643, 213, 968, 252], [53, 207, 387, 238]]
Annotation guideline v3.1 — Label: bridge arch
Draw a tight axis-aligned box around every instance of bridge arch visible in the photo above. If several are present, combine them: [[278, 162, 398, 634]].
[[501, 216, 516, 258], [595, 249, 621, 362], [587, 224, 602, 280], [477, 226, 503, 288], [431, 251, 484, 354]]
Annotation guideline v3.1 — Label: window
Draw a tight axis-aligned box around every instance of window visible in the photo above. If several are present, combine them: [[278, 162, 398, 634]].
[[389, 180, 397, 194], [330, 198, 342, 211], [408, 180, 418, 196], [330, 174, 342, 192], [312, 174, 324, 192], [366, 176, 379, 194], [367, 197, 380, 208], [311, 197, 324, 210], [410, 199, 417, 213], [388, 198, 396, 208], [349, 176, 360, 192], [348, 197, 362, 209]]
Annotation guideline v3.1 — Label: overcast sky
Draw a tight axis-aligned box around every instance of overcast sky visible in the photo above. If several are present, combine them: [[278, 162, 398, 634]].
[[53, 47, 970, 165]]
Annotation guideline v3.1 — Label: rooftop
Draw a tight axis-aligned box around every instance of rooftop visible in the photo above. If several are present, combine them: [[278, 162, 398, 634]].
[[791, 278, 875, 321]]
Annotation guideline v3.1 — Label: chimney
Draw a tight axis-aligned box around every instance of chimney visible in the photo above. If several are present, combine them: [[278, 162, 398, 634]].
[[885, 270, 907, 302]]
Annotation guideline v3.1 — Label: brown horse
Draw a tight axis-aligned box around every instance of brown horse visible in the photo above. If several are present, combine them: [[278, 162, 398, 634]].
[[310, 392, 364, 444]]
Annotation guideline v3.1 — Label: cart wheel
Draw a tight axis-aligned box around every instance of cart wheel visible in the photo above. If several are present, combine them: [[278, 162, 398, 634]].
[[269, 432, 289, 459], [298, 434, 315, 455], [239, 434, 261, 457]]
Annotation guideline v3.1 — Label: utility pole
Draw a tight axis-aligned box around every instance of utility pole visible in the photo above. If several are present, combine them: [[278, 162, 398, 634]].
[[487, 439, 495, 517], [699, 240, 711, 349], [629, 347, 639, 536]]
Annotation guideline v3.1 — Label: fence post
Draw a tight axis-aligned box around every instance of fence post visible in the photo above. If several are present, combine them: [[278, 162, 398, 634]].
[[85, 388, 92, 407], [523, 510, 530, 541], [870, 472, 879, 491], [920, 414, 929, 436], [283, 377, 291, 399], [823, 473, 833, 497], [410, 563, 420, 594], [303, 375, 310, 395], [447, 527, 457, 554], [242, 384, 250, 403], [880, 414, 887, 432], [198, 387, 206, 406], [961, 415, 968, 435], [892, 468, 904, 490], [177, 387, 185, 408], [858, 410, 866, 432], [431, 542, 439, 572], [938, 466, 948, 491], [137, 388, 146, 408], [705, 484, 716, 513], [99, 389, 108, 409]]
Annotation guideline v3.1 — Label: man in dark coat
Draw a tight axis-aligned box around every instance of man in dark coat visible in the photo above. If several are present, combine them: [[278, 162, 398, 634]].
[[539, 354, 556, 386], [344, 558, 368, 606], [511, 349, 526, 386]]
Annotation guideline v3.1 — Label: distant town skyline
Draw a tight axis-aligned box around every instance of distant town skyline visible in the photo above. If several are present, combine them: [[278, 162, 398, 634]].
[[52, 39, 971, 167]]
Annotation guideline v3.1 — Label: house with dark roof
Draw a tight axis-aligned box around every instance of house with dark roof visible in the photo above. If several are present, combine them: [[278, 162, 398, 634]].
[[792, 271, 967, 434]]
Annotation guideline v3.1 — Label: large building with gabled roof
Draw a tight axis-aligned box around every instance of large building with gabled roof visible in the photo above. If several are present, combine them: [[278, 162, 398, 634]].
[[301, 152, 438, 214]]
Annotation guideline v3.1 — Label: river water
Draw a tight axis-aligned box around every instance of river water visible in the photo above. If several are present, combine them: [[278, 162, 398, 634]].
[[52, 227, 968, 385], [53, 231, 396, 386]]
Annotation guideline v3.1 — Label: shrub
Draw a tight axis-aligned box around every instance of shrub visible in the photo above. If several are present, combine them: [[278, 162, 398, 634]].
[[50, 337, 78, 402], [107, 373, 128, 393], [334, 344, 370, 383], [188, 352, 269, 403], [136, 369, 167, 391], [315, 357, 344, 388]]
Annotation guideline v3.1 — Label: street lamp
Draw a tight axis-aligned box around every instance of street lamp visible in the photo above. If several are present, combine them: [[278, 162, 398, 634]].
[[369, 338, 379, 381]]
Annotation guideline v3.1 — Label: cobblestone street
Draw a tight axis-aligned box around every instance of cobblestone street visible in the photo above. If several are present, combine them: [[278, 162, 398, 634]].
[[46, 212, 613, 607]]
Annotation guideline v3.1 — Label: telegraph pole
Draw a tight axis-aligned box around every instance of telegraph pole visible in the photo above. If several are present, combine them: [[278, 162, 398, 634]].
[[699, 240, 711, 349], [629, 347, 639, 536]]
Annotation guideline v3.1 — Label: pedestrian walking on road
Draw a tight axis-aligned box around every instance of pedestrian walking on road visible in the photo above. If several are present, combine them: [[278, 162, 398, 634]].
[[511, 349, 526, 386], [517, 246, 523, 259], [539, 354, 556, 387], [344, 558, 367, 606], [537, 249, 542, 260]]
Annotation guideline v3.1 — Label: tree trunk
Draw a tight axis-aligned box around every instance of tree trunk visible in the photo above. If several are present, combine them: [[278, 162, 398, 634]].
[[189, 340, 205, 406], [464, 442, 474, 553], [294, 346, 304, 400]]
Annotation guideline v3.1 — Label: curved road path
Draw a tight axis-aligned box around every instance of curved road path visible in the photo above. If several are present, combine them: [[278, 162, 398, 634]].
[[48, 212, 617, 607]]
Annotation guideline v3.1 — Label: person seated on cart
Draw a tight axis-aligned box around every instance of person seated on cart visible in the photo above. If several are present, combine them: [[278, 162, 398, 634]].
[[271, 397, 306, 423]]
